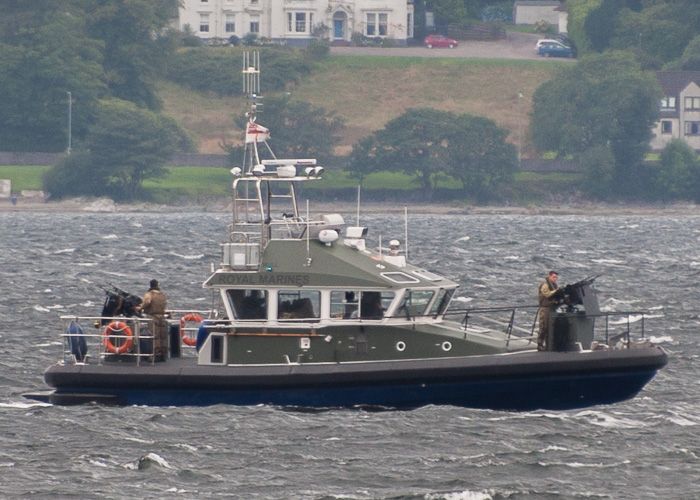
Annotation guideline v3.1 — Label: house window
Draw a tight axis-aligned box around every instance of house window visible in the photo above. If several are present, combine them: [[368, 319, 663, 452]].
[[685, 97, 700, 110], [199, 14, 210, 33], [660, 97, 676, 109], [226, 14, 235, 33], [366, 13, 388, 36], [661, 121, 672, 134], [685, 121, 700, 135], [250, 15, 259, 33], [287, 12, 312, 33]]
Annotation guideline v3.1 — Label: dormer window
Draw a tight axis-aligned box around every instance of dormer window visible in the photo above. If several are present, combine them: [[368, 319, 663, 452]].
[[660, 96, 676, 109]]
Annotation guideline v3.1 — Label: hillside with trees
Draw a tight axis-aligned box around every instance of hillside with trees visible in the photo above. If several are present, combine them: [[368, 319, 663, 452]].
[[3, 1, 700, 204]]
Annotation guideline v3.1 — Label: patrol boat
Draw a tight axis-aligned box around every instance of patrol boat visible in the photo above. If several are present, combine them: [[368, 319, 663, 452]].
[[34, 55, 667, 410]]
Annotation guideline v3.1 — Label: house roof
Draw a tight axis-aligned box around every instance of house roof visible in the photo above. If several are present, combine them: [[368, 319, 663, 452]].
[[656, 71, 700, 96]]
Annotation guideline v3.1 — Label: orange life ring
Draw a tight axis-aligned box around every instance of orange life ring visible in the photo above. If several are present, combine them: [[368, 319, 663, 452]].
[[180, 314, 203, 346], [104, 321, 133, 354]]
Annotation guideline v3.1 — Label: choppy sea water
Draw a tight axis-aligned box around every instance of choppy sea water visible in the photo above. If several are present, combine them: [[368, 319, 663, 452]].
[[0, 211, 698, 499]]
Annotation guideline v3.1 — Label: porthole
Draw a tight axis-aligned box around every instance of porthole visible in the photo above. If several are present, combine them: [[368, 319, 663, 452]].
[[396, 341, 406, 352], [441, 341, 452, 352]]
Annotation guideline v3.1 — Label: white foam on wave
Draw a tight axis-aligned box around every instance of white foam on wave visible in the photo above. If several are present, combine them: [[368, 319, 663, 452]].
[[122, 452, 173, 471], [33, 305, 51, 313], [53, 248, 75, 254], [591, 258, 627, 265], [452, 296, 474, 303], [539, 445, 568, 453], [0, 401, 51, 409], [648, 335, 673, 344], [540, 459, 631, 469], [454, 236, 471, 243], [574, 410, 646, 429], [608, 314, 663, 325], [102, 234, 119, 240], [426, 489, 494, 500], [170, 252, 205, 260]]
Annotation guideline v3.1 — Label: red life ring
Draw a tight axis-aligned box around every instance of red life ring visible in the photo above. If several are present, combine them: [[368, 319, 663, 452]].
[[104, 321, 133, 354], [180, 314, 203, 346]]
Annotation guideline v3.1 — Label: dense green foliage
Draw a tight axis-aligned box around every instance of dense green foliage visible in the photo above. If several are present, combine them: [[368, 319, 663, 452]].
[[227, 95, 345, 164], [567, 0, 700, 68], [166, 47, 314, 97], [656, 139, 700, 202], [0, 3, 105, 152], [42, 99, 181, 200], [0, 0, 179, 152], [530, 51, 660, 197], [348, 108, 517, 203]]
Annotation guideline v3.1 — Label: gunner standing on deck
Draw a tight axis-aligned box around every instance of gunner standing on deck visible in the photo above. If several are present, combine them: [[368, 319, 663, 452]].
[[141, 279, 168, 361], [537, 271, 563, 351]]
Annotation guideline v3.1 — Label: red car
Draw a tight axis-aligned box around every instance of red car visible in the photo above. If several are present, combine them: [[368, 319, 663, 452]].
[[423, 34, 458, 49]]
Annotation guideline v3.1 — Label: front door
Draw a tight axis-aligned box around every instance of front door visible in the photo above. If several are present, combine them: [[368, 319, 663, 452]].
[[334, 19, 343, 39]]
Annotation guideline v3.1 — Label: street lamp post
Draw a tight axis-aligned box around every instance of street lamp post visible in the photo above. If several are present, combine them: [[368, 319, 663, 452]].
[[517, 92, 523, 169], [67, 91, 72, 154]]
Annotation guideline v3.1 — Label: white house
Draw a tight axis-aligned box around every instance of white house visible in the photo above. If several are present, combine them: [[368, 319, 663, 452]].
[[651, 71, 700, 152], [177, 0, 414, 46], [513, 1, 567, 34]]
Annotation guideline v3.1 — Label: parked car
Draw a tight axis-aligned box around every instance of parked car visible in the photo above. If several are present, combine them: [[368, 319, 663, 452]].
[[424, 34, 458, 49], [534, 38, 562, 51], [537, 41, 574, 58]]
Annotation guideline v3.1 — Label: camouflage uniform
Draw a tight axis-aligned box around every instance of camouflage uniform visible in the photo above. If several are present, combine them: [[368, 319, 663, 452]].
[[141, 288, 168, 361], [537, 278, 560, 351]]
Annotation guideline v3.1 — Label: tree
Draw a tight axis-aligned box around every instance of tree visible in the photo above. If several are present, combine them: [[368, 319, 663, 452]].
[[429, 0, 468, 25], [580, 144, 615, 199], [656, 139, 700, 202], [83, 0, 181, 110], [679, 35, 700, 70], [349, 108, 517, 203], [43, 99, 181, 200], [530, 51, 660, 196], [0, 5, 105, 151], [233, 95, 345, 162], [373, 108, 457, 200], [446, 114, 517, 204]]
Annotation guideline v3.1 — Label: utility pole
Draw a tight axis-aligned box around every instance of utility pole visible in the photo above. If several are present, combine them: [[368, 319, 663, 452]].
[[67, 91, 72, 154], [517, 92, 523, 168]]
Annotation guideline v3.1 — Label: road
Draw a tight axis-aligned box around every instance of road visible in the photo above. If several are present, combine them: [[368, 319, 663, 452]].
[[330, 32, 571, 61]]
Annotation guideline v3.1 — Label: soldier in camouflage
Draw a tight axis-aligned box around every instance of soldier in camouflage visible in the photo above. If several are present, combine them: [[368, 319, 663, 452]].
[[141, 279, 168, 361], [537, 271, 563, 351]]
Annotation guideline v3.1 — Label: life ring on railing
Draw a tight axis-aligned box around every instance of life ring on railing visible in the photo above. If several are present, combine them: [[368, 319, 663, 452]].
[[180, 314, 203, 346], [104, 321, 133, 354]]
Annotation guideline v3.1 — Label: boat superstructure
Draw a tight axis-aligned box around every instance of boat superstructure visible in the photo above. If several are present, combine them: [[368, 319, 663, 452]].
[[32, 54, 667, 409]]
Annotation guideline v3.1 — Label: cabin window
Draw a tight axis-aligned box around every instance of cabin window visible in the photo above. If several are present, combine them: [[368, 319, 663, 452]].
[[381, 272, 420, 284], [210, 336, 224, 363], [330, 291, 395, 319], [278, 290, 320, 321], [227, 289, 267, 319], [412, 269, 444, 282], [397, 290, 435, 318], [428, 289, 454, 317]]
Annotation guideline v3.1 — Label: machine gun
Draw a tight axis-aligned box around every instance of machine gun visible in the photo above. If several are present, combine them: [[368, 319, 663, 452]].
[[99, 283, 143, 324], [562, 274, 602, 313]]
